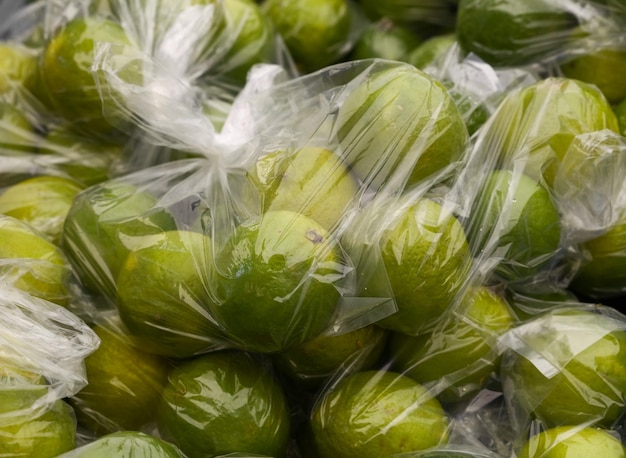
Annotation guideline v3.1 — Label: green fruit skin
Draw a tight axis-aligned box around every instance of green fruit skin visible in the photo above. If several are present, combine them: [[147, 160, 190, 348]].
[[517, 426, 626, 458], [0, 43, 39, 96], [57, 431, 185, 457], [0, 101, 34, 153], [378, 199, 472, 335], [41, 17, 135, 140], [391, 286, 515, 403], [70, 326, 170, 435], [350, 20, 422, 62], [62, 181, 176, 300], [456, 0, 581, 67], [213, 210, 344, 353], [358, 0, 457, 28], [409, 33, 456, 70], [561, 49, 626, 104], [614, 97, 626, 137], [336, 64, 468, 192], [0, 398, 76, 458], [471, 170, 562, 282], [310, 370, 450, 458], [0, 215, 71, 306], [503, 309, 626, 428], [157, 351, 291, 458], [115, 230, 226, 358]]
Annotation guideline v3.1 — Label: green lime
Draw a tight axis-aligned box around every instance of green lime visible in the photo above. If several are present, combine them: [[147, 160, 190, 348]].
[[483, 77, 618, 187], [41, 17, 138, 140], [273, 324, 387, 386], [390, 286, 515, 403], [501, 307, 626, 428], [70, 324, 170, 435], [456, 0, 583, 67], [263, 0, 352, 72], [57, 431, 185, 457], [517, 426, 626, 458], [115, 229, 226, 358], [213, 210, 345, 353], [336, 62, 468, 192], [0, 100, 34, 153], [469, 170, 562, 283], [0, 215, 71, 306], [248, 146, 359, 230], [561, 48, 626, 104], [0, 175, 84, 244], [408, 33, 456, 70], [309, 370, 450, 457], [375, 198, 472, 335], [350, 19, 422, 62], [157, 350, 290, 458], [62, 180, 176, 299], [0, 42, 39, 96]]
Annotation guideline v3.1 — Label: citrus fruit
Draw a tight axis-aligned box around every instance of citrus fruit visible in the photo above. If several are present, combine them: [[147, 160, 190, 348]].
[[614, 98, 626, 136], [335, 62, 468, 192], [248, 145, 359, 230], [57, 431, 185, 457], [0, 215, 71, 306], [469, 170, 562, 283], [0, 100, 34, 153], [157, 350, 291, 458], [309, 369, 450, 457], [263, 0, 352, 72], [483, 77, 618, 187], [349, 19, 422, 62], [0, 395, 76, 458], [517, 425, 626, 458], [390, 286, 515, 403], [560, 48, 626, 104], [358, 0, 457, 29], [456, 0, 583, 67], [115, 229, 226, 358], [62, 180, 176, 299], [0, 175, 84, 244], [408, 33, 456, 70], [213, 210, 345, 353], [0, 42, 38, 95], [375, 198, 472, 335], [501, 307, 626, 428], [70, 323, 170, 435], [41, 16, 138, 140], [273, 324, 387, 386]]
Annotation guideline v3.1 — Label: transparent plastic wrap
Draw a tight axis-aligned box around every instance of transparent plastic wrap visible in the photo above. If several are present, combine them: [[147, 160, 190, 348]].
[[57, 431, 186, 458], [499, 304, 626, 438], [0, 285, 99, 457]]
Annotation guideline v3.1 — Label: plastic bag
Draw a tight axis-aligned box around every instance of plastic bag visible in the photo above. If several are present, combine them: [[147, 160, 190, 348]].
[[57, 431, 186, 458]]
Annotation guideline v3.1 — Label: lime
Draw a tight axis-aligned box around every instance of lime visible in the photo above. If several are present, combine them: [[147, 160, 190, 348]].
[[614, 97, 626, 136], [62, 180, 176, 299], [70, 324, 170, 435], [501, 307, 626, 428], [213, 210, 345, 353], [57, 431, 185, 457], [115, 229, 226, 358], [350, 19, 422, 62], [0, 42, 38, 96], [263, 0, 352, 72], [273, 324, 387, 386], [483, 77, 618, 187], [0, 215, 71, 306], [456, 0, 583, 67], [560, 48, 626, 104], [0, 175, 84, 244], [41, 16, 137, 140], [376, 198, 472, 335], [336, 62, 468, 192], [248, 146, 359, 230], [517, 426, 626, 458], [309, 370, 450, 457], [358, 0, 457, 28], [0, 100, 34, 153], [0, 396, 76, 458], [390, 286, 515, 403], [408, 33, 456, 70], [469, 170, 562, 283], [157, 350, 290, 458]]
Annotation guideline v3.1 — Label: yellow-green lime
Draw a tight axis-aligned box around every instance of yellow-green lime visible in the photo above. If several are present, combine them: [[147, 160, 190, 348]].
[[213, 210, 345, 353], [57, 431, 185, 457], [157, 350, 291, 458], [0, 175, 84, 244], [248, 146, 359, 230], [335, 62, 468, 192], [70, 324, 170, 435], [0, 101, 34, 153], [0, 42, 39, 96], [309, 369, 450, 458], [390, 286, 515, 403], [115, 229, 226, 358], [408, 33, 456, 70], [517, 426, 626, 458]]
